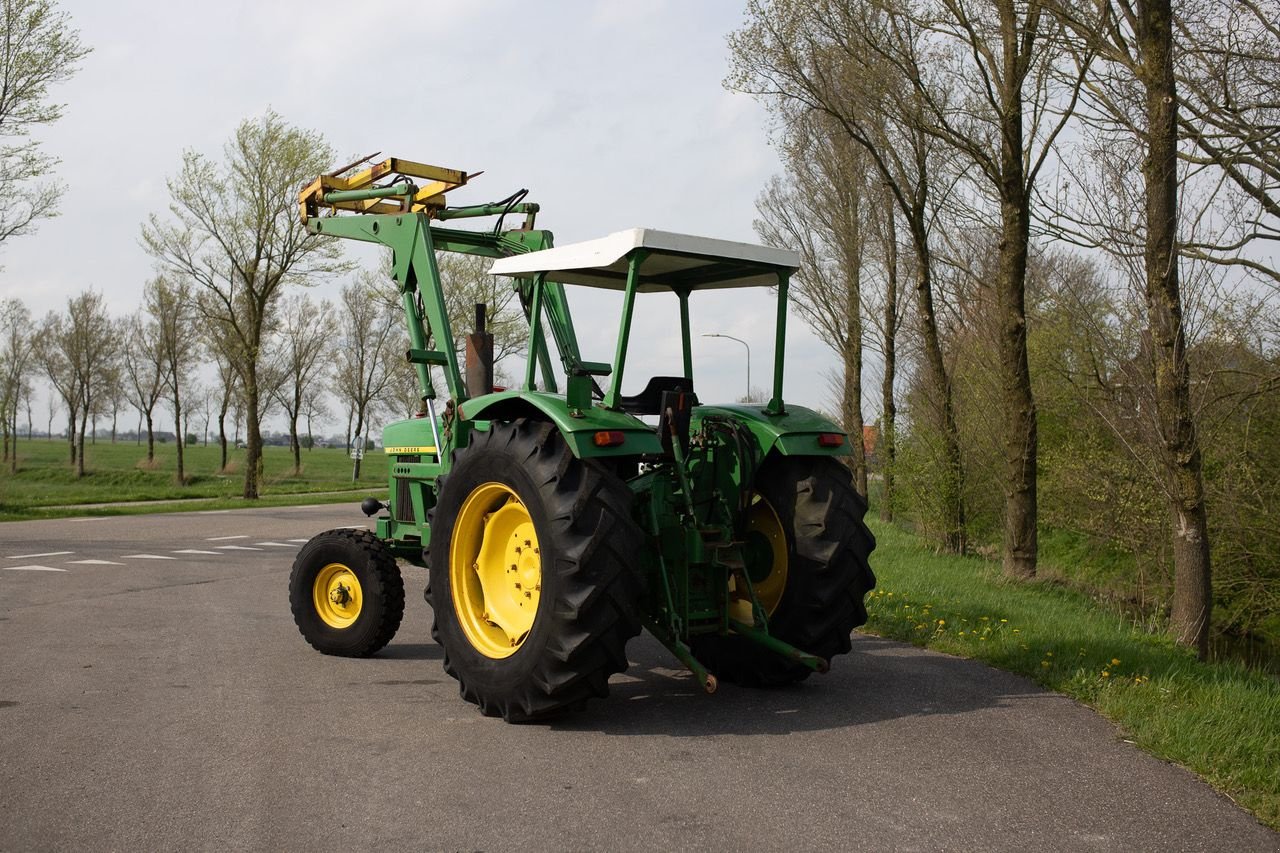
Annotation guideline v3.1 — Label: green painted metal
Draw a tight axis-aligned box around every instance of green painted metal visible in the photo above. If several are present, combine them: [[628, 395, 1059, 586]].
[[305, 171, 850, 691], [692, 403, 851, 458], [602, 250, 646, 410], [765, 271, 790, 415]]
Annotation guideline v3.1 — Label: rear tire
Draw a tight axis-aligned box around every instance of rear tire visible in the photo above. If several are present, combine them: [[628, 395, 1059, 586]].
[[290, 528, 405, 657], [691, 455, 876, 686], [428, 419, 643, 722]]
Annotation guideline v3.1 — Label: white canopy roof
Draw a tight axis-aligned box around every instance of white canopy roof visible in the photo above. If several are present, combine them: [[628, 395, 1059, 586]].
[[488, 227, 800, 292]]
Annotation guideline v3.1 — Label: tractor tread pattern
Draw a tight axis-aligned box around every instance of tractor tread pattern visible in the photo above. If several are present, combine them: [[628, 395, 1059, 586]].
[[691, 455, 876, 687], [289, 527, 405, 657], [427, 419, 643, 722]]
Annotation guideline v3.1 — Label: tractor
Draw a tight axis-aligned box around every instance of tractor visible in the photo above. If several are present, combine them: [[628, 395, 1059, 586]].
[[287, 157, 876, 721]]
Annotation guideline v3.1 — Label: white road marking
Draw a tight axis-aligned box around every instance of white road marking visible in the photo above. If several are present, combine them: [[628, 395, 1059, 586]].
[[254, 542, 296, 547], [122, 554, 176, 560], [7, 551, 73, 559], [214, 545, 262, 551], [173, 549, 221, 555], [68, 559, 124, 566], [2, 565, 67, 572], [196, 510, 232, 515], [206, 535, 249, 541]]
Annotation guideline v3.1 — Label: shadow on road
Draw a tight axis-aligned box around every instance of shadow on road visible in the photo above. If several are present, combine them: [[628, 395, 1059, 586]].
[[377, 643, 444, 662], [556, 634, 1049, 736]]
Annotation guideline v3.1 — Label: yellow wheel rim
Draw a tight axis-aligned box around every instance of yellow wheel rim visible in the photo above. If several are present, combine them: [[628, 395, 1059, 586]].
[[313, 562, 363, 629], [449, 482, 542, 659], [732, 495, 789, 621]]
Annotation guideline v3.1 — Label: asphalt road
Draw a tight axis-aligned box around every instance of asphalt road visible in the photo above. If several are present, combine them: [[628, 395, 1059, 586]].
[[1, 506, 1275, 852]]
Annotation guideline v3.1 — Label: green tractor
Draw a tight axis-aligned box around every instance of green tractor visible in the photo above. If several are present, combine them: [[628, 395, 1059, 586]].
[[288, 157, 876, 721]]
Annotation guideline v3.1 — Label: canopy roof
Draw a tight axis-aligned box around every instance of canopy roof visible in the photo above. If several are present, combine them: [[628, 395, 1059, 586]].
[[488, 228, 799, 292]]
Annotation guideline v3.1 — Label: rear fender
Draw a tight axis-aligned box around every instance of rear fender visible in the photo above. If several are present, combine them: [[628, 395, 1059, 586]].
[[460, 390, 663, 458], [691, 404, 852, 458]]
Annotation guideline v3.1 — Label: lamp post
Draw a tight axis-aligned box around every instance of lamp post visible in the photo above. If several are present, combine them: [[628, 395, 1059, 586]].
[[703, 333, 751, 402]]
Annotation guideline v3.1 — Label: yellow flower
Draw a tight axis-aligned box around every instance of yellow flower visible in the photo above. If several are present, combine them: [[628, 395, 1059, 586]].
[[1101, 671, 1110, 678], [1000, 618, 1008, 623], [1046, 651, 1054, 657], [1041, 661, 1051, 668], [937, 619, 945, 626], [1111, 658, 1121, 666]]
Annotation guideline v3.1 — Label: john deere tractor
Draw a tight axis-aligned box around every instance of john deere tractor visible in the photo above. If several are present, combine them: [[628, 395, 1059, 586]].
[[288, 157, 875, 721]]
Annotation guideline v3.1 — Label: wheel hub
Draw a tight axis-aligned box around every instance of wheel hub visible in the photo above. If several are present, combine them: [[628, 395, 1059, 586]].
[[312, 563, 363, 629], [450, 482, 543, 659]]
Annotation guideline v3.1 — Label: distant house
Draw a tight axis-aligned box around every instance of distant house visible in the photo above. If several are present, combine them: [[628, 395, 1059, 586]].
[[863, 424, 879, 462]]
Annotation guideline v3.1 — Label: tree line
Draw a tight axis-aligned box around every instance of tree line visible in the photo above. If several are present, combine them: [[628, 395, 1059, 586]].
[[0, 113, 526, 489], [730, 0, 1280, 658]]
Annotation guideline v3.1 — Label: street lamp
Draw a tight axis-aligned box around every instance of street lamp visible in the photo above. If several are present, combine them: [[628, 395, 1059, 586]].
[[702, 333, 751, 402]]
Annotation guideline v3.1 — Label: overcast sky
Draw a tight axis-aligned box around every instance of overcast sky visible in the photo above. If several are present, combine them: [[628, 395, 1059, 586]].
[[3, 0, 853, 433]]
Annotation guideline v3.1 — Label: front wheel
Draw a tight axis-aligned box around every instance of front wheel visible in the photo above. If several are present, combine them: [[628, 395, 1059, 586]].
[[691, 455, 876, 686], [428, 419, 643, 722], [289, 528, 405, 657]]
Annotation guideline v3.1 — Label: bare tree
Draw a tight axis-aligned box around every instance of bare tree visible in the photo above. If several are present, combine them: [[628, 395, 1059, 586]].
[[269, 293, 332, 474], [730, 0, 969, 551], [144, 276, 198, 484], [755, 112, 874, 498], [0, 296, 31, 471], [1046, 0, 1219, 656], [0, 0, 89, 251], [121, 309, 166, 463], [335, 273, 401, 481], [142, 110, 341, 498], [35, 290, 118, 476]]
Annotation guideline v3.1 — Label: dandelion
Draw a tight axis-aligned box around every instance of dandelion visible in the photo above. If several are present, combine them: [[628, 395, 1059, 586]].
[[937, 619, 946, 626], [1101, 671, 1110, 678], [1046, 651, 1054, 657], [980, 616, 989, 621], [1111, 658, 1121, 666], [1000, 618, 1008, 623], [1012, 629, 1021, 634], [1041, 661, 1051, 669]]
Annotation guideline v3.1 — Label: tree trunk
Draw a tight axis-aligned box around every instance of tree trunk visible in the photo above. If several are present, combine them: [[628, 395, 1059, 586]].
[[173, 393, 185, 485], [1138, 0, 1211, 658], [351, 410, 364, 482], [67, 411, 76, 465], [289, 410, 301, 474], [217, 403, 229, 472], [995, 0, 1039, 580], [910, 219, 966, 553], [843, 262, 868, 500], [76, 406, 89, 478], [244, 380, 262, 499], [880, 200, 899, 523], [146, 412, 155, 462]]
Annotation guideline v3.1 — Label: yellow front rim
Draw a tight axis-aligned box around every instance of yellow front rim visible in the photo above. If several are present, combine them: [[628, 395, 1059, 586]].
[[731, 495, 789, 622], [313, 562, 363, 629], [449, 482, 542, 659]]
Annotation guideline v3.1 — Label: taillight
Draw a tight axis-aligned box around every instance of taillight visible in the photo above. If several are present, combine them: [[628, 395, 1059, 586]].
[[817, 433, 845, 448], [593, 430, 626, 447]]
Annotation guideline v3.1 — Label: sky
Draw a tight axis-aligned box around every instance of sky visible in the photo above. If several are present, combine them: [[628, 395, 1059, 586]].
[[2, 0, 850, 434]]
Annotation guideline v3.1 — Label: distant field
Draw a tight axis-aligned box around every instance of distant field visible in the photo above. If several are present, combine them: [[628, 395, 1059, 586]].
[[0, 437, 389, 520]]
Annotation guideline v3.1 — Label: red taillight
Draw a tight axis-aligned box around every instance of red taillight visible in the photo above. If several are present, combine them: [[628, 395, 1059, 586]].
[[817, 433, 845, 448], [593, 430, 626, 448]]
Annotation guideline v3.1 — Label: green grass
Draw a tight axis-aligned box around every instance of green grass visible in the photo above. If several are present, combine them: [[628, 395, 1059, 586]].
[[862, 517, 1280, 829], [0, 437, 388, 520]]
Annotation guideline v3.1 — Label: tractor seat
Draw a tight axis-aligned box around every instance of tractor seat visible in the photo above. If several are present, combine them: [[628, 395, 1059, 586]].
[[616, 376, 698, 416]]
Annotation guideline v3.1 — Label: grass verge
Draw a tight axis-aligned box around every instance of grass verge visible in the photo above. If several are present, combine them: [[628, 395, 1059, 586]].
[[861, 517, 1280, 829], [0, 439, 388, 520]]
